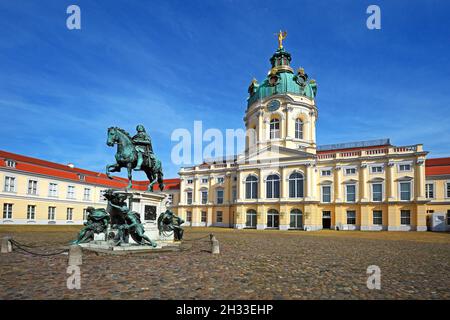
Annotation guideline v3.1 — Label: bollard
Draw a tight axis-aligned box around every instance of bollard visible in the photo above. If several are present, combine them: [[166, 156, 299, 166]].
[[210, 234, 220, 255], [68, 245, 83, 266], [1, 236, 12, 254]]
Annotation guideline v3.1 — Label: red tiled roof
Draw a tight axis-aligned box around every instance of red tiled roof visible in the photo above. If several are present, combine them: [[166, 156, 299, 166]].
[[0, 150, 180, 191], [425, 157, 450, 176]]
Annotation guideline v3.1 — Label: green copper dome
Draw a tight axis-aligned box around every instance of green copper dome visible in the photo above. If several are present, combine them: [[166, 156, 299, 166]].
[[247, 48, 317, 107]]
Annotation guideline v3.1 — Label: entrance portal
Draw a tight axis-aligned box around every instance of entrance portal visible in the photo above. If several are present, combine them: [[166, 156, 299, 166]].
[[322, 211, 331, 229]]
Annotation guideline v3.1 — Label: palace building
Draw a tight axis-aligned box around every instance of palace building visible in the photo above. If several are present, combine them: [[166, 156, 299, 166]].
[[1, 41, 450, 231], [170, 42, 450, 232]]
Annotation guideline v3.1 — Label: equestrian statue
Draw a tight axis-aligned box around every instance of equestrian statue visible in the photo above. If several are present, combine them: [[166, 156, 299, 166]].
[[106, 125, 164, 191]]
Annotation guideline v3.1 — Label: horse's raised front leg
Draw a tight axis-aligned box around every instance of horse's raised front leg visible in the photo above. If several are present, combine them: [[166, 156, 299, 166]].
[[126, 163, 133, 189], [106, 163, 120, 179]]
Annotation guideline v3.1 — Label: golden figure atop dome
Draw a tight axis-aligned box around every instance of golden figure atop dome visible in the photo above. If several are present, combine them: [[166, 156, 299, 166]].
[[276, 30, 287, 49]]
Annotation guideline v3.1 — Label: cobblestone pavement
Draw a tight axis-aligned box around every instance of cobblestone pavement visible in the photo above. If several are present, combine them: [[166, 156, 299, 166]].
[[0, 226, 449, 300]]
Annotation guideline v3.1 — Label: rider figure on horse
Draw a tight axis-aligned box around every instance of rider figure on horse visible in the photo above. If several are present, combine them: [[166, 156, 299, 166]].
[[132, 124, 154, 170]]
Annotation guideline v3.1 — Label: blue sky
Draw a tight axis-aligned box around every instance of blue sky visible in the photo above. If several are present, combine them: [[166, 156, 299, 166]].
[[0, 0, 449, 179]]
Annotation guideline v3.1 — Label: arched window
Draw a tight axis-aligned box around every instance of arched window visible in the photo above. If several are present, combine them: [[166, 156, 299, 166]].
[[245, 175, 258, 199], [270, 118, 280, 139], [289, 172, 304, 198], [295, 119, 303, 139], [290, 209, 303, 229], [246, 209, 257, 228], [267, 209, 279, 228], [266, 174, 280, 198]]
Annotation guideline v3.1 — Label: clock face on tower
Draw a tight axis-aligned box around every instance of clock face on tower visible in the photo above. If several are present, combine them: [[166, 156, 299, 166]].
[[267, 99, 280, 112]]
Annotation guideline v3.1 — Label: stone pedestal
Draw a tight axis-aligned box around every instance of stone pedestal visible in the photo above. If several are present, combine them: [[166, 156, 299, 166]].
[[1, 237, 12, 253], [128, 191, 174, 243]]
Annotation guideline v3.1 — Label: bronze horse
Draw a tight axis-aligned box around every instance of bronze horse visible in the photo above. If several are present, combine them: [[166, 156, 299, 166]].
[[106, 127, 164, 191]]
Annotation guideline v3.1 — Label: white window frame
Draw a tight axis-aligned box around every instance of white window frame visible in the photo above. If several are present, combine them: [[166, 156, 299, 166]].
[[48, 206, 56, 221], [321, 185, 332, 203], [216, 189, 224, 204], [216, 211, 223, 223], [425, 182, 435, 199], [48, 183, 58, 197], [397, 161, 413, 173], [269, 118, 280, 139], [295, 118, 303, 139], [27, 205, 36, 220], [345, 183, 357, 203], [346, 210, 356, 225], [344, 166, 357, 176], [370, 165, 384, 174], [400, 210, 411, 226], [371, 182, 384, 202], [265, 174, 280, 199], [320, 169, 332, 177], [200, 190, 208, 204], [67, 185, 76, 199], [66, 208, 73, 221], [4, 176, 16, 192], [6, 159, 16, 168], [3, 203, 13, 219], [373, 210, 383, 225], [186, 190, 193, 205], [83, 188, 91, 201], [201, 211, 207, 223], [27, 179, 38, 195], [200, 177, 208, 184], [398, 181, 413, 201], [245, 175, 258, 199]]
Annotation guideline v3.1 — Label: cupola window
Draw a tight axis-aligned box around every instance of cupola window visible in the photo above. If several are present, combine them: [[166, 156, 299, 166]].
[[269, 118, 280, 139], [295, 119, 303, 139]]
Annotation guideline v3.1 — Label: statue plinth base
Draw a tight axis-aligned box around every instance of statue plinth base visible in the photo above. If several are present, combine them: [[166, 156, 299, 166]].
[[77, 191, 182, 255], [79, 240, 182, 255], [128, 191, 174, 243]]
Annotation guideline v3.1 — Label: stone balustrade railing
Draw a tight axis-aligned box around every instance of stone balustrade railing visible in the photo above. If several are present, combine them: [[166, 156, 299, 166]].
[[317, 144, 422, 161]]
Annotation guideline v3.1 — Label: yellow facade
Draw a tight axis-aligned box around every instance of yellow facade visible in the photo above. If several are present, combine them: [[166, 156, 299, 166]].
[[1, 168, 108, 224], [172, 47, 450, 231]]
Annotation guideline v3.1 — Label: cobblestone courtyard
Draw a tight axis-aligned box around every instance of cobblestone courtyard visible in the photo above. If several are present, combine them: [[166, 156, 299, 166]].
[[1, 226, 449, 299]]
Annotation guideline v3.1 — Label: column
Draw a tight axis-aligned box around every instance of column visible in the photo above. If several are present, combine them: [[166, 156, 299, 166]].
[[359, 163, 368, 202], [310, 163, 317, 201], [256, 204, 266, 229], [387, 162, 395, 200], [360, 206, 370, 231], [259, 168, 265, 200], [193, 176, 199, 204], [387, 205, 398, 231], [207, 207, 213, 227], [415, 204, 427, 231], [416, 159, 426, 200], [279, 203, 289, 230], [237, 170, 243, 201], [281, 166, 288, 200], [258, 111, 264, 144], [306, 163, 313, 199], [334, 166, 342, 202]]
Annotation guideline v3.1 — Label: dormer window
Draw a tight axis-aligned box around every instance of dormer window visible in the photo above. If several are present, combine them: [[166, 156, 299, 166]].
[[5, 160, 16, 168], [77, 174, 85, 181]]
